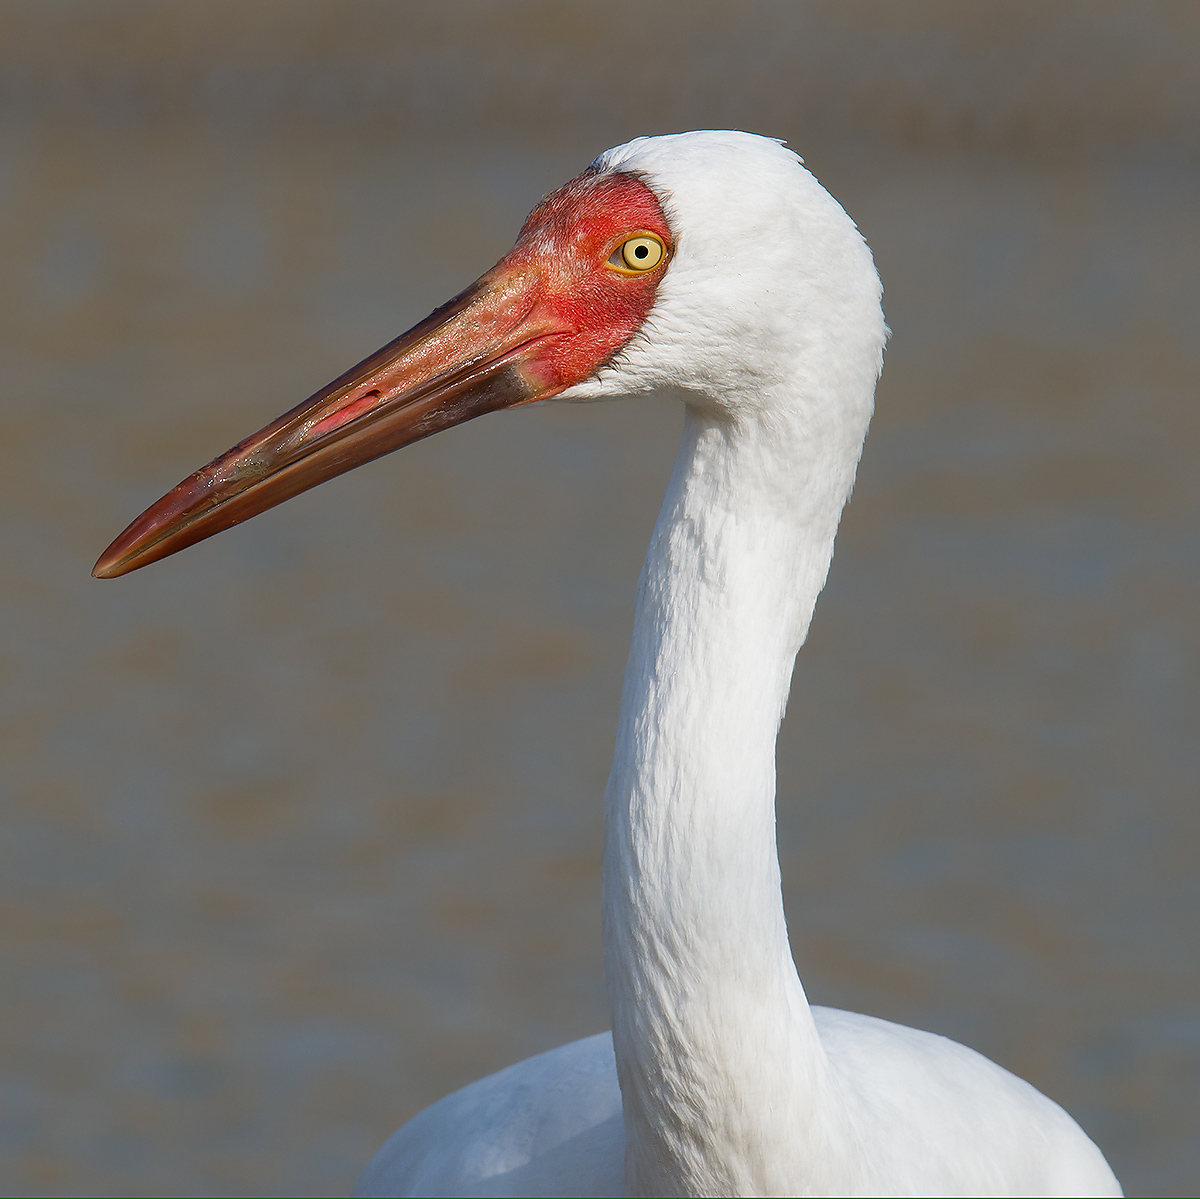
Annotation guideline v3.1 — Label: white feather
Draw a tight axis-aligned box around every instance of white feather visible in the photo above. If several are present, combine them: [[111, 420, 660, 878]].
[[355, 131, 1121, 1198]]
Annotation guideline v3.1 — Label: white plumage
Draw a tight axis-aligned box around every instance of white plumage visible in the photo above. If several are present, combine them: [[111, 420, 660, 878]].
[[355, 132, 1121, 1198]]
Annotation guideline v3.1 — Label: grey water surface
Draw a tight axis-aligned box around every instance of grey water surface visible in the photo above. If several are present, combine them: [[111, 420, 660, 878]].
[[1, 3, 1197, 1195]]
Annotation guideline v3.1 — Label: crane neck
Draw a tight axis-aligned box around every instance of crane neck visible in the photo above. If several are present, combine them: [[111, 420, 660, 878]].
[[602, 399, 867, 1196]]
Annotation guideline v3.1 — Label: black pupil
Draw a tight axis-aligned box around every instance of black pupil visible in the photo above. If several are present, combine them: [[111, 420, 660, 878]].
[[634, 244, 648, 258]]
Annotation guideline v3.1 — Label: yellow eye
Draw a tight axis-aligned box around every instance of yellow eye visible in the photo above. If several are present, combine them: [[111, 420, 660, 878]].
[[608, 234, 665, 274]]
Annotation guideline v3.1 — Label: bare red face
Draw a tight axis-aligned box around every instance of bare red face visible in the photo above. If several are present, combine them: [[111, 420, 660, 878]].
[[93, 171, 672, 579], [501, 171, 673, 392]]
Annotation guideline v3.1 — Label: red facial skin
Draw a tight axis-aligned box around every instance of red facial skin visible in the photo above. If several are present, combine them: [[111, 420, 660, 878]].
[[499, 170, 674, 391], [92, 170, 673, 579]]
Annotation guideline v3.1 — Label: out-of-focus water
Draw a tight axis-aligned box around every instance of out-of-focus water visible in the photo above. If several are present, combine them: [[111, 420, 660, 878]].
[[1, 3, 1197, 1195]]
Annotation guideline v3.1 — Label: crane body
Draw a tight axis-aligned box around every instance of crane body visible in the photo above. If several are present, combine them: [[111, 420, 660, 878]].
[[95, 132, 1121, 1199]]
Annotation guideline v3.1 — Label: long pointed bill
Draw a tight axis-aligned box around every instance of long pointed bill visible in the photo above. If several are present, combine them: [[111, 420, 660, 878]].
[[94, 167, 673, 578], [93, 266, 570, 579]]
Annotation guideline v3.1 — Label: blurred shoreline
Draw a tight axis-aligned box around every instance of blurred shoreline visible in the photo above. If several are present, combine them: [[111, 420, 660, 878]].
[[2, 2, 1198, 164]]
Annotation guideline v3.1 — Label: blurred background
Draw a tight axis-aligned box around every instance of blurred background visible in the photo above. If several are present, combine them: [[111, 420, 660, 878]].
[[1, 2, 1197, 1194]]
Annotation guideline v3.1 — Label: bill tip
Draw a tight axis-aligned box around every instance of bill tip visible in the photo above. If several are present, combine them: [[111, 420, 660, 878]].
[[92, 549, 128, 579]]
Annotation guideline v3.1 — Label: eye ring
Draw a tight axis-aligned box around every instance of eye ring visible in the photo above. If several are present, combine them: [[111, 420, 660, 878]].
[[607, 233, 666, 275]]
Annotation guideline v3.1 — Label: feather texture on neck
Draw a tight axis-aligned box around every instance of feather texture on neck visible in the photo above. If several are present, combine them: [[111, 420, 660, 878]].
[[603, 393, 871, 1195]]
